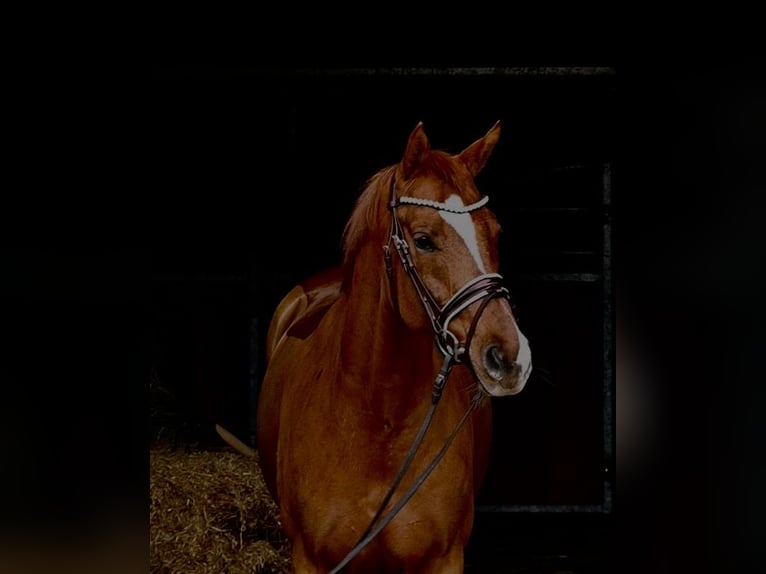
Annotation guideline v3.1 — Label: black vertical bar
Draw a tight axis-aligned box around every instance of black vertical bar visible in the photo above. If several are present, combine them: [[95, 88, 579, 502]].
[[602, 162, 614, 513]]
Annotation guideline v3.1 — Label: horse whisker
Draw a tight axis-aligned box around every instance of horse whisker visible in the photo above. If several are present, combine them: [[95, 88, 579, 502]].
[[529, 366, 557, 388]]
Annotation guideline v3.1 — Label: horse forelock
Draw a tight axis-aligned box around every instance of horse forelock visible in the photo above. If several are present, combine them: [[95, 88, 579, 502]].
[[407, 151, 479, 202]]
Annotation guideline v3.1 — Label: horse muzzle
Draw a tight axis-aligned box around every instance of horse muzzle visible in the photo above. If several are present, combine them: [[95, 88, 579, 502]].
[[466, 297, 533, 397], [478, 343, 529, 396]]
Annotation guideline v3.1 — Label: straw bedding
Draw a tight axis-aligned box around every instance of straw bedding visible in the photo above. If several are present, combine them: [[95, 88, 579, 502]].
[[149, 445, 291, 573]]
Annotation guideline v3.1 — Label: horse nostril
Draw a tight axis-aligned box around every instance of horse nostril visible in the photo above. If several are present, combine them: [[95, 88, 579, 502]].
[[483, 345, 508, 381]]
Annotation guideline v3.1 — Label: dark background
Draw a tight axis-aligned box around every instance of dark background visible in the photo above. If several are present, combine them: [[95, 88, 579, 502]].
[[618, 65, 766, 573], [1, 64, 764, 573]]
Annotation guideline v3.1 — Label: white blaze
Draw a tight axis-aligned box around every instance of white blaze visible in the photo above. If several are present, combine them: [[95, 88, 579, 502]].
[[439, 195, 486, 273], [514, 319, 533, 385]]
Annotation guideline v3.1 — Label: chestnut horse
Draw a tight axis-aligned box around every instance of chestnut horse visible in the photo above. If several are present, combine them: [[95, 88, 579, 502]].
[[256, 122, 532, 573]]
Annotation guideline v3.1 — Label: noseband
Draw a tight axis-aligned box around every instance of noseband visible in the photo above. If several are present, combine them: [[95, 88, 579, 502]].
[[383, 176, 511, 365]]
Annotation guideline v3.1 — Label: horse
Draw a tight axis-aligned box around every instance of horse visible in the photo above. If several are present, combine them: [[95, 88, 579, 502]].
[[255, 121, 532, 573]]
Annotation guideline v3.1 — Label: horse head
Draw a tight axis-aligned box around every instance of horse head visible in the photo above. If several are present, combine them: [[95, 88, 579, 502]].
[[387, 121, 532, 396]]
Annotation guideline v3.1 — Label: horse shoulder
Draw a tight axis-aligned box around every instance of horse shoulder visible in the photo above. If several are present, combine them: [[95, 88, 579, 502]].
[[258, 266, 344, 503]]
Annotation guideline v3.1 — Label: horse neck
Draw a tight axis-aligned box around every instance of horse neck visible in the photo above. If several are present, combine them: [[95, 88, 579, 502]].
[[338, 245, 439, 421]]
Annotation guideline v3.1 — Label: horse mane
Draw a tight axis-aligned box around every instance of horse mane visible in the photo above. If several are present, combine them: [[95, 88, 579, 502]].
[[341, 165, 395, 291], [341, 151, 477, 292]]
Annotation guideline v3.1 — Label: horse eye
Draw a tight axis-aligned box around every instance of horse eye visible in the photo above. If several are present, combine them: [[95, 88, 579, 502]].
[[413, 234, 436, 252]]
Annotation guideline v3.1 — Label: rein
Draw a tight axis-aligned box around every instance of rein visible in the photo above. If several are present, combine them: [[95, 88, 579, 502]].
[[329, 176, 511, 573]]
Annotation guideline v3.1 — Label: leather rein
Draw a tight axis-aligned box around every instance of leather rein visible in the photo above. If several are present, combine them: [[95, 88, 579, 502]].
[[329, 176, 511, 573]]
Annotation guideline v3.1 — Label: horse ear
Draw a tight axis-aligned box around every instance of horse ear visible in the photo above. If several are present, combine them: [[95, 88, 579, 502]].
[[400, 121, 430, 180], [457, 121, 502, 177]]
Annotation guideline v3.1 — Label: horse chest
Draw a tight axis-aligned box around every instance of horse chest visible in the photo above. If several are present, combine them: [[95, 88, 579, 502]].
[[280, 414, 474, 563], [288, 472, 471, 571]]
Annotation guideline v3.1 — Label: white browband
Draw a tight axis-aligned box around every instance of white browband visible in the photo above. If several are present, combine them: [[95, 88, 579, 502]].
[[397, 195, 489, 213]]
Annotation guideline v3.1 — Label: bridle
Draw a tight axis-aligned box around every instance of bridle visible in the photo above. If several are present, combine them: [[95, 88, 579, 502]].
[[329, 175, 512, 573], [382, 175, 511, 366]]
